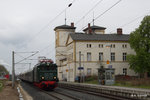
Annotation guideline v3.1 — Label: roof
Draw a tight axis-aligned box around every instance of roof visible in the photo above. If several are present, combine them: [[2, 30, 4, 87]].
[[83, 25, 106, 31], [70, 33, 130, 41], [54, 24, 76, 31]]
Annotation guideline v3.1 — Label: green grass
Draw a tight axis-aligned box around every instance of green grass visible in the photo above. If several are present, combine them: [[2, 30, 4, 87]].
[[84, 80, 99, 84], [0, 80, 4, 92], [82, 75, 150, 89], [113, 82, 150, 89], [84, 79, 150, 89]]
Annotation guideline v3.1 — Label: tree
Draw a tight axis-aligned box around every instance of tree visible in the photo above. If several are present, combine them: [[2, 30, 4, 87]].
[[127, 15, 150, 77], [0, 64, 9, 75]]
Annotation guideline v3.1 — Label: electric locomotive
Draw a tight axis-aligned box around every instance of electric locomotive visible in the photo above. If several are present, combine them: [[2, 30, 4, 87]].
[[20, 58, 59, 90]]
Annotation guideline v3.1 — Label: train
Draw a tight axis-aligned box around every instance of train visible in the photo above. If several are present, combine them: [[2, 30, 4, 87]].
[[19, 58, 59, 90]]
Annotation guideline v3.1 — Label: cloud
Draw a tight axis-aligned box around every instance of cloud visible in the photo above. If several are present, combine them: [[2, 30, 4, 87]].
[[0, 60, 10, 66]]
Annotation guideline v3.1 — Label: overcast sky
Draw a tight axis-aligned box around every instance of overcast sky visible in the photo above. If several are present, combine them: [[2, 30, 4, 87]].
[[0, 0, 150, 74]]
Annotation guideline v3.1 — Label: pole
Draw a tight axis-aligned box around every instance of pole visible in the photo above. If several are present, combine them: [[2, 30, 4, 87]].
[[69, 64, 70, 82], [79, 51, 81, 83], [82, 54, 85, 83], [110, 45, 111, 64], [12, 51, 15, 88]]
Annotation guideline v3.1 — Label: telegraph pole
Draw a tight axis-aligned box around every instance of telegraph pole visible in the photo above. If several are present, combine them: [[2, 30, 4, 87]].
[[12, 51, 15, 88]]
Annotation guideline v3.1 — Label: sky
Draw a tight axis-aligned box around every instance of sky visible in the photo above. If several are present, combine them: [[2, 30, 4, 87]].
[[0, 0, 150, 74]]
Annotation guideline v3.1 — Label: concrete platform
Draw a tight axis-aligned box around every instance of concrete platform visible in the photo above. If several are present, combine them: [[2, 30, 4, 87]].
[[18, 84, 33, 100]]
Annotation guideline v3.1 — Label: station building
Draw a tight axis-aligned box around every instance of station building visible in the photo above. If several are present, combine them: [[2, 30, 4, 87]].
[[54, 23, 136, 82]]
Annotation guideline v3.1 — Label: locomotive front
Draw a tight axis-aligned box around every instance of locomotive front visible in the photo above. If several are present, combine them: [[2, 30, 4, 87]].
[[34, 59, 59, 90]]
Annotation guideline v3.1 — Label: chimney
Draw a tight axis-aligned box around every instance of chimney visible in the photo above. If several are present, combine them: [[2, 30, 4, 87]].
[[117, 28, 122, 35], [88, 23, 92, 34], [71, 22, 74, 27], [88, 23, 90, 28]]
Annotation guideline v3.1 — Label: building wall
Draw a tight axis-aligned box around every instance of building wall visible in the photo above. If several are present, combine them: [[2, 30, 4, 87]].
[[94, 30, 105, 34], [55, 28, 137, 82], [74, 41, 136, 76], [55, 28, 75, 81]]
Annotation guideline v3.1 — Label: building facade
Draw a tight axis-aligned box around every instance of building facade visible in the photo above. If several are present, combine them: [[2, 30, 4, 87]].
[[54, 23, 136, 82]]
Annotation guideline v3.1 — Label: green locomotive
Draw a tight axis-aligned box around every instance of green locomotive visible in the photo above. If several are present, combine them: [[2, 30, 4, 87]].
[[20, 59, 59, 90]]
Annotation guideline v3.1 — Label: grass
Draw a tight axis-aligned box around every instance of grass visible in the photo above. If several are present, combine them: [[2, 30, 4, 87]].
[[84, 80, 99, 84], [0, 80, 5, 92], [113, 81, 150, 89], [83, 75, 99, 85], [0, 82, 3, 92], [84, 80, 150, 89], [81, 75, 150, 90]]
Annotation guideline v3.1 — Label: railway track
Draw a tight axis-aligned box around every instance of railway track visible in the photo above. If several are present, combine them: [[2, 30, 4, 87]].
[[40, 89, 81, 100], [27, 82, 80, 100], [21, 81, 81, 100], [59, 85, 140, 100]]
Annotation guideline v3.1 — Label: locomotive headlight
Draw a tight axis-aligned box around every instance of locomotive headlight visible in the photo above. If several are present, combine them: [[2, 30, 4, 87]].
[[54, 77, 56, 79], [42, 77, 45, 79]]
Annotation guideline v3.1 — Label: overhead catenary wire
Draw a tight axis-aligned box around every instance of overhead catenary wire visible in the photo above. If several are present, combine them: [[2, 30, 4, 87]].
[[75, 0, 103, 25], [17, 0, 122, 65], [15, 41, 55, 65], [15, 0, 122, 68], [109, 11, 150, 33], [20, 0, 77, 50], [15, 51, 39, 64], [16, 0, 78, 64], [78, 0, 122, 32], [39, 0, 122, 63]]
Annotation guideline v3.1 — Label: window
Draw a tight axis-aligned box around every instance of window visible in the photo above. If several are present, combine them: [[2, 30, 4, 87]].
[[113, 44, 115, 48], [89, 44, 91, 48], [122, 44, 127, 48], [123, 53, 127, 61], [69, 69, 73, 78], [99, 52, 103, 61], [87, 44, 92, 48], [106, 72, 110, 80], [87, 52, 91, 61], [99, 44, 103, 48], [123, 68, 127, 75], [87, 68, 91, 75], [111, 53, 115, 61], [111, 44, 115, 48]]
